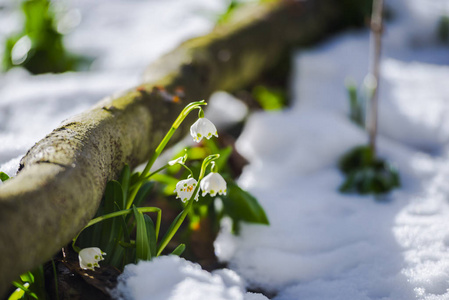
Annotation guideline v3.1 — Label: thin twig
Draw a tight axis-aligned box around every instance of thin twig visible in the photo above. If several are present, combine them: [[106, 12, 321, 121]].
[[367, 0, 384, 157]]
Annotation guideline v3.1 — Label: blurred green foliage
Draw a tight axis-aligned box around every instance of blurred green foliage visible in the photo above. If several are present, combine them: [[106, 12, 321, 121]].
[[339, 146, 400, 196], [8, 267, 46, 300], [438, 15, 449, 44], [252, 85, 286, 111], [216, 0, 241, 25], [0, 171, 10, 182], [3, 0, 80, 74], [345, 79, 364, 126]]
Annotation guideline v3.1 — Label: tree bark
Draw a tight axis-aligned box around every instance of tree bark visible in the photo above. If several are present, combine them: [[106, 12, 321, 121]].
[[0, 0, 368, 296]]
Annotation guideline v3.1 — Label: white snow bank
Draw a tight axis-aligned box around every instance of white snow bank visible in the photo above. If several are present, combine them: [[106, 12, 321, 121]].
[[2, 0, 449, 299], [213, 1, 449, 299], [0, 0, 224, 176], [113, 256, 268, 300]]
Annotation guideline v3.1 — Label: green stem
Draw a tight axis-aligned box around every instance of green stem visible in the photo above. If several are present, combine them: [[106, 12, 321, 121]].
[[51, 260, 59, 300], [72, 207, 161, 251], [125, 100, 206, 209], [156, 189, 196, 256], [156, 153, 220, 256], [140, 100, 206, 180]]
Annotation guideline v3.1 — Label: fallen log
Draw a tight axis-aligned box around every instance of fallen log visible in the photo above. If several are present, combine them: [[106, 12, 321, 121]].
[[0, 0, 369, 296]]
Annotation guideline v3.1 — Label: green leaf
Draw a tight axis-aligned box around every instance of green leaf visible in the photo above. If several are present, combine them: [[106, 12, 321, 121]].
[[28, 266, 46, 300], [19, 272, 34, 284], [129, 171, 141, 187], [158, 211, 183, 254], [101, 180, 124, 247], [120, 165, 131, 205], [0, 172, 10, 182], [222, 181, 269, 225], [133, 181, 154, 207], [11, 281, 38, 300], [105, 180, 124, 212], [109, 213, 132, 268], [132, 206, 150, 262], [171, 244, 186, 256], [8, 285, 25, 300], [151, 173, 179, 196], [144, 215, 157, 258]]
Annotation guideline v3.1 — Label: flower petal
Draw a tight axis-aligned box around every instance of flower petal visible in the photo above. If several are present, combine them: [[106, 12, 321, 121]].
[[175, 178, 199, 202], [190, 118, 218, 143], [200, 172, 227, 197], [79, 247, 106, 270]]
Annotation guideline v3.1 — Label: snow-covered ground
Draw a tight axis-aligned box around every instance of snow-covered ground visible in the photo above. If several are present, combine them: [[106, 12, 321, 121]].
[[0, 0, 225, 175], [2, 0, 449, 299]]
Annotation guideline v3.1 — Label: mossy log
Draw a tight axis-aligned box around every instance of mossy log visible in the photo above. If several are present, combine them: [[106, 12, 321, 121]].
[[0, 0, 368, 296]]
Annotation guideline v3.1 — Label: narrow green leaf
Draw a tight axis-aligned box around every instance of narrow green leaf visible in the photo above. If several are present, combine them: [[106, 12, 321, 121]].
[[120, 165, 131, 204], [171, 244, 186, 256], [29, 266, 46, 300], [222, 181, 269, 225], [101, 180, 124, 247], [11, 281, 38, 299], [105, 180, 125, 211], [132, 206, 150, 262], [133, 181, 154, 207], [158, 211, 183, 254], [8, 285, 25, 300], [144, 215, 156, 259]]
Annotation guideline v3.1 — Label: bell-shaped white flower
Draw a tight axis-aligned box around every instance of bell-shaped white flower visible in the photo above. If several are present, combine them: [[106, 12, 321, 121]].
[[200, 172, 227, 197], [190, 117, 218, 143], [175, 178, 199, 202], [79, 247, 106, 271]]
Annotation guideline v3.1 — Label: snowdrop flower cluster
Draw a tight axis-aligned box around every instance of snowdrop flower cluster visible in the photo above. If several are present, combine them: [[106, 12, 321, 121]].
[[79, 247, 106, 271], [174, 117, 226, 202], [73, 101, 230, 272]]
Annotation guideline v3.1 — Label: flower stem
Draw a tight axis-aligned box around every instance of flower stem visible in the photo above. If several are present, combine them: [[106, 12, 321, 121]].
[[125, 100, 206, 209], [156, 154, 220, 256], [156, 193, 195, 256]]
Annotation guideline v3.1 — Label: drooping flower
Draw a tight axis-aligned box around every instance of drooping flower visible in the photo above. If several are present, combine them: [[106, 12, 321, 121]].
[[175, 178, 199, 202], [200, 172, 227, 197], [168, 154, 187, 166], [79, 247, 106, 271], [190, 117, 218, 143]]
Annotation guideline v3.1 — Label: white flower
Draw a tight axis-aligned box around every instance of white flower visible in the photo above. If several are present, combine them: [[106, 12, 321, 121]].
[[190, 117, 218, 143], [168, 155, 186, 166], [200, 172, 227, 197], [175, 178, 199, 202], [79, 247, 106, 271]]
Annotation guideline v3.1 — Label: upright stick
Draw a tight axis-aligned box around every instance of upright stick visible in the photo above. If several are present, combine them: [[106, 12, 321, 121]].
[[367, 0, 384, 156]]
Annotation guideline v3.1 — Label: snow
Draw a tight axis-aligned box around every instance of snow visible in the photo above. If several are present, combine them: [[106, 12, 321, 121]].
[[0, 0, 225, 176], [2, 0, 449, 299], [112, 256, 268, 300], [212, 1, 449, 299]]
